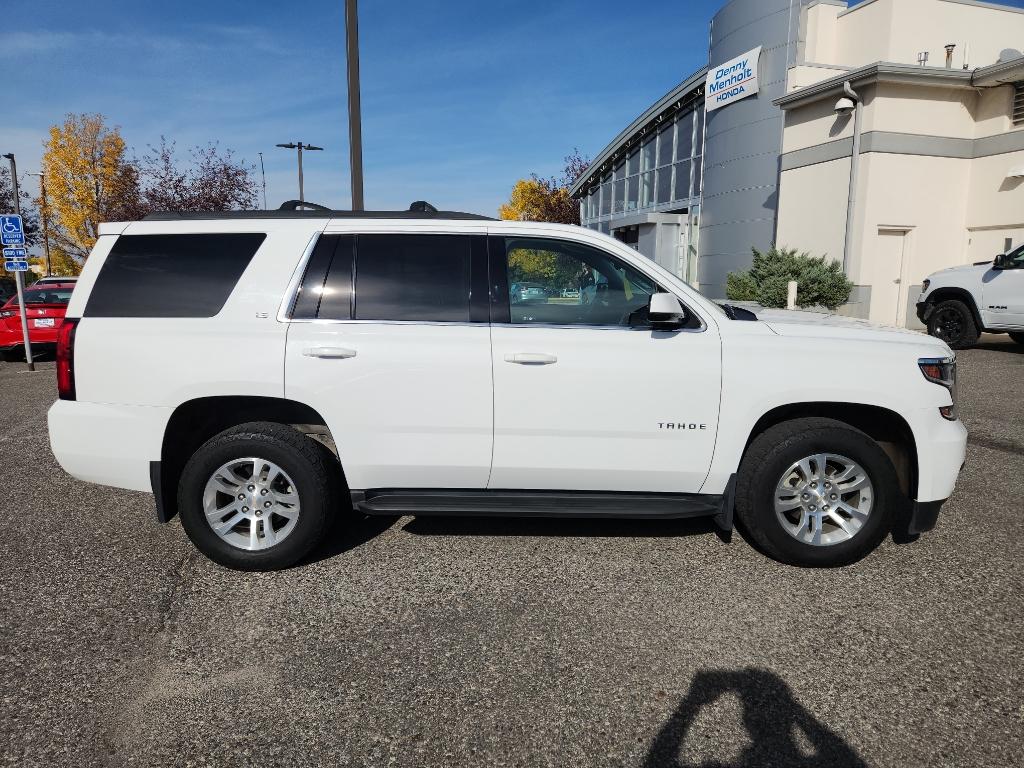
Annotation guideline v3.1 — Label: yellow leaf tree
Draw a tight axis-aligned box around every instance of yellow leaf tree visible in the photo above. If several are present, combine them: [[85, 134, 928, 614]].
[[41, 114, 139, 271], [499, 149, 589, 225]]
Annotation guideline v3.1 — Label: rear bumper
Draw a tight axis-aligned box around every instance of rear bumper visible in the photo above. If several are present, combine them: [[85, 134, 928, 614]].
[[48, 400, 172, 492]]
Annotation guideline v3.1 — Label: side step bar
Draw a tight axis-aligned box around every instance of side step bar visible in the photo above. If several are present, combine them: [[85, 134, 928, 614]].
[[351, 480, 736, 533]]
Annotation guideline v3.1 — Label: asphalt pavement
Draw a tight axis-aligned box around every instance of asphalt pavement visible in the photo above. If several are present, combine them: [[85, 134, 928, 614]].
[[1, 336, 1022, 767]]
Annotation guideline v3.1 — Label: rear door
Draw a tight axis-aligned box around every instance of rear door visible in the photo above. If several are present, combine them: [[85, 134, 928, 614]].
[[284, 232, 494, 491], [486, 234, 722, 493]]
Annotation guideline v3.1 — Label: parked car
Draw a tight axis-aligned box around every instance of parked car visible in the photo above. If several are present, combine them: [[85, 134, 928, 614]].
[[510, 282, 550, 304], [0, 281, 76, 360], [917, 244, 1024, 348], [48, 203, 965, 571], [33, 275, 79, 287]]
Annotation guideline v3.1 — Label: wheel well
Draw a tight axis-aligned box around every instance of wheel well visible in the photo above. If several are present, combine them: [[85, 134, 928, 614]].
[[927, 288, 984, 330], [156, 396, 342, 522], [744, 403, 918, 497]]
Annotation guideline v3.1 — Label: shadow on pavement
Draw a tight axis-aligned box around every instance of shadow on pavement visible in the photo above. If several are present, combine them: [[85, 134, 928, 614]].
[[300, 513, 400, 564], [401, 515, 721, 540], [644, 668, 867, 768]]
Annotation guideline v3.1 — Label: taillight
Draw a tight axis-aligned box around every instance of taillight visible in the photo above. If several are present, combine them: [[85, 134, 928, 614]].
[[56, 318, 79, 401]]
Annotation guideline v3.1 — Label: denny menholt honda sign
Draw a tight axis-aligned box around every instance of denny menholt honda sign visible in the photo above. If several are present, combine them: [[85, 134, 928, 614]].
[[705, 47, 762, 112]]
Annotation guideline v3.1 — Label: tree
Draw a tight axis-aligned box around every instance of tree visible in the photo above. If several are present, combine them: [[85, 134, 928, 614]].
[[42, 114, 139, 269], [134, 138, 258, 214], [726, 246, 853, 310], [499, 149, 590, 225], [0, 166, 40, 279]]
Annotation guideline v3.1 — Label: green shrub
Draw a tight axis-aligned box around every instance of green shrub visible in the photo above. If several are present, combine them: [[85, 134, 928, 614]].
[[725, 246, 853, 310]]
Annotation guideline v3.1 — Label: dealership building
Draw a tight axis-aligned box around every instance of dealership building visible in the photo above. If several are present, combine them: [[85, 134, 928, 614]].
[[570, 0, 1024, 326]]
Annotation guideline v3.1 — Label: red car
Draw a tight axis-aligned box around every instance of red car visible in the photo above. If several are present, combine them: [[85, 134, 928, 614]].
[[0, 281, 76, 361]]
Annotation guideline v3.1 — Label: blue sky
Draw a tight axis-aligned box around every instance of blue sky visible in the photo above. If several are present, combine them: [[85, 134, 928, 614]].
[[2, 0, 1023, 216]]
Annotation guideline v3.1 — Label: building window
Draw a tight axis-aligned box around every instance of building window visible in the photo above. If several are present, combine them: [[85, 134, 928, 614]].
[[1014, 83, 1024, 127], [641, 137, 657, 172]]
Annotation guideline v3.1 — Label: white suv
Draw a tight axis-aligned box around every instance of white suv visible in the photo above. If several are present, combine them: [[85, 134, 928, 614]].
[[917, 245, 1024, 348], [47, 203, 967, 570]]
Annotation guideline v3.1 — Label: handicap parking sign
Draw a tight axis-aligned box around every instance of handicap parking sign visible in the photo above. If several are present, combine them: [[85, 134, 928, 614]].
[[1, 215, 25, 246]]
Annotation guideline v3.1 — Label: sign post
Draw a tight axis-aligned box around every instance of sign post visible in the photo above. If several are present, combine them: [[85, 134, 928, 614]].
[[2, 153, 34, 371]]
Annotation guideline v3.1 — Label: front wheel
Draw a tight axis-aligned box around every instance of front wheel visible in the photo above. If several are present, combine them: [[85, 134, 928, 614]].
[[178, 422, 337, 571], [927, 299, 979, 349], [736, 418, 902, 567]]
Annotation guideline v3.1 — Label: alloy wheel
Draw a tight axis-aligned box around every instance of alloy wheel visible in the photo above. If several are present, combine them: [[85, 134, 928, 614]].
[[202, 457, 301, 551], [773, 453, 873, 546]]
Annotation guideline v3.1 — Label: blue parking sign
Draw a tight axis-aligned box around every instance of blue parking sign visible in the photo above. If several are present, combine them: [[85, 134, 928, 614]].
[[1, 215, 25, 246]]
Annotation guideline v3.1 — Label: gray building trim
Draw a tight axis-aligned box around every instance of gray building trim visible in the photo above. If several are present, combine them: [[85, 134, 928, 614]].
[[973, 55, 1024, 87], [779, 137, 853, 170], [569, 67, 708, 197], [774, 63, 975, 110], [837, 0, 1024, 18], [780, 129, 1024, 170]]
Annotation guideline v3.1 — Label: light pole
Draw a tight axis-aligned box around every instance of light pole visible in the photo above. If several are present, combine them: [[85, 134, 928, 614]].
[[275, 142, 323, 203], [257, 152, 267, 209], [2, 152, 34, 371], [345, 0, 365, 211], [26, 172, 51, 276]]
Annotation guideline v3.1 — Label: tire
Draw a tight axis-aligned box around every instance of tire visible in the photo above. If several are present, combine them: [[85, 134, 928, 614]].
[[926, 299, 979, 349], [1009, 332, 1024, 346], [735, 417, 902, 567], [178, 421, 337, 571]]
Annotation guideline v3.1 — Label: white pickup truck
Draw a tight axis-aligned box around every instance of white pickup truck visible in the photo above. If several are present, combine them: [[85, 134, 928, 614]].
[[47, 203, 966, 571], [917, 245, 1024, 348]]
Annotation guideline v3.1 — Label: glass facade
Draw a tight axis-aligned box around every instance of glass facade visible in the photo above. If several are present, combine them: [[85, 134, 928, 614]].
[[578, 103, 705, 232]]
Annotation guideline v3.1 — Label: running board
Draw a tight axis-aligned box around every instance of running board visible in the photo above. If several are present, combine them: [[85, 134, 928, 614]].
[[351, 487, 734, 526]]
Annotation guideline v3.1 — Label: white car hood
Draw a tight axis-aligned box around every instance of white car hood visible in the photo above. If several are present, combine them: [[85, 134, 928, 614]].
[[930, 262, 992, 279], [753, 307, 949, 351]]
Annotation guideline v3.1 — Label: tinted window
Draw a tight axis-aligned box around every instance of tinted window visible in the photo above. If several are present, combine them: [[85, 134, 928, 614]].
[[354, 234, 471, 322], [23, 286, 73, 305], [85, 233, 265, 318], [503, 237, 657, 327]]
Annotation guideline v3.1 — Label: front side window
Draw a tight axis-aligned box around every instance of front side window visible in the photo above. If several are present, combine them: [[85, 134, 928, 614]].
[[502, 237, 657, 327], [354, 234, 472, 322], [1005, 244, 1024, 269]]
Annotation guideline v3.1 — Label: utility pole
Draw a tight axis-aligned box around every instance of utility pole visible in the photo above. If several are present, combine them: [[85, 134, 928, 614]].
[[275, 142, 323, 203], [346, 0, 365, 211], [257, 152, 267, 209], [3, 153, 34, 371], [27, 172, 51, 276]]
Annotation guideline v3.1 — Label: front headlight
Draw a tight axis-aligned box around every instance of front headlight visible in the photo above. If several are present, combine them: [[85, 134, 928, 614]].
[[919, 356, 957, 420]]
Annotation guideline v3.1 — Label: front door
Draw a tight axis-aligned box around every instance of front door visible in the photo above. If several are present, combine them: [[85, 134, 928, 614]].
[[285, 232, 493, 491], [982, 245, 1024, 329], [487, 235, 722, 494]]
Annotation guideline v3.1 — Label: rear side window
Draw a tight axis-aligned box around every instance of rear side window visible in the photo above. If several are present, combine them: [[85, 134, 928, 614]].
[[354, 234, 471, 322], [84, 233, 265, 318]]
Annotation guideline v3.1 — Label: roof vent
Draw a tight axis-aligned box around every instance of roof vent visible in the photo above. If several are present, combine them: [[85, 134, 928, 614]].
[[998, 48, 1023, 64], [408, 201, 438, 213]]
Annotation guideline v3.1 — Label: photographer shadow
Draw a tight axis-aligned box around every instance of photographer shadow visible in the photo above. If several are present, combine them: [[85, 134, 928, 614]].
[[644, 668, 867, 768]]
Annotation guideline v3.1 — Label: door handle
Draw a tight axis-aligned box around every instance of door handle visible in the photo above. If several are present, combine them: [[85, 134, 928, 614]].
[[303, 347, 357, 359], [504, 352, 557, 365]]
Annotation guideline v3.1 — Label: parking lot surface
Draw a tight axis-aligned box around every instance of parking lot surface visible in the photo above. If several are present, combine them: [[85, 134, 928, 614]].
[[1, 336, 1022, 767]]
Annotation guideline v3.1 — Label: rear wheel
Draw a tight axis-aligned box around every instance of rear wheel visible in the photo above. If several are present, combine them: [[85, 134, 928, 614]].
[[927, 300, 979, 349], [178, 422, 336, 571], [736, 418, 901, 567], [1009, 332, 1024, 346]]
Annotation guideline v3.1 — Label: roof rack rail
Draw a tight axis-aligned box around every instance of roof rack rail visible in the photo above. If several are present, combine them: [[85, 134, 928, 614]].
[[142, 200, 494, 221]]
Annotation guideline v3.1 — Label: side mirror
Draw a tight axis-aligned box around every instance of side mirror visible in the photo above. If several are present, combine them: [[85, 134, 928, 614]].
[[649, 293, 687, 330], [994, 253, 1008, 270]]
